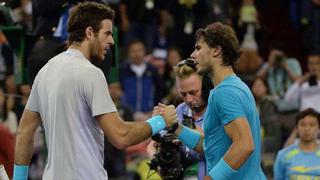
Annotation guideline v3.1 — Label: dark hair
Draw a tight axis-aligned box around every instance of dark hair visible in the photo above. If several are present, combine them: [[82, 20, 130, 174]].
[[67, 1, 115, 44], [271, 42, 287, 54], [296, 108, 320, 125], [195, 22, 242, 66], [253, 76, 270, 95], [127, 39, 144, 50]]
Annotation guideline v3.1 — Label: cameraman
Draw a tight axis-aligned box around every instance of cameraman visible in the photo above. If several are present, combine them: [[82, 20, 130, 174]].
[[174, 59, 213, 179], [149, 59, 212, 180], [256, 45, 302, 112], [284, 54, 320, 112]]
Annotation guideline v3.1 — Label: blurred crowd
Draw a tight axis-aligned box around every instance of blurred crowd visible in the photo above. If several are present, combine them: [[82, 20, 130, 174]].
[[0, 0, 320, 179]]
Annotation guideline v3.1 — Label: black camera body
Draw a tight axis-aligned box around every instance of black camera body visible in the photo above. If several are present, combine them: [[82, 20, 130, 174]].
[[274, 55, 286, 68], [149, 133, 184, 180], [149, 114, 198, 180], [309, 74, 318, 86]]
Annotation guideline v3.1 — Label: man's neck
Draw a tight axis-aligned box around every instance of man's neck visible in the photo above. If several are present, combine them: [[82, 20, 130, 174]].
[[192, 107, 206, 120], [299, 140, 319, 152], [212, 65, 234, 86], [69, 43, 90, 60]]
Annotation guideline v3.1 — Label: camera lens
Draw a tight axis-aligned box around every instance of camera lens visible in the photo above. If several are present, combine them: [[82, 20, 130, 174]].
[[160, 150, 177, 163]]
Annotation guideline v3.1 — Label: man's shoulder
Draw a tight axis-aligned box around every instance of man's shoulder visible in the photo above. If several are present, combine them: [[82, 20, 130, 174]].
[[215, 77, 250, 95], [176, 102, 188, 111], [278, 144, 300, 161]]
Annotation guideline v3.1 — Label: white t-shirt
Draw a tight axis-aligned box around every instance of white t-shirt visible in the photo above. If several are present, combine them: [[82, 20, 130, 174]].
[[285, 80, 320, 112], [26, 48, 117, 180]]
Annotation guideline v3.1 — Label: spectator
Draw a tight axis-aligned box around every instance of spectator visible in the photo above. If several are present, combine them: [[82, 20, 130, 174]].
[[251, 77, 280, 178], [274, 108, 320, 180], [238, 0, 261, 50], [284, 54, 320, 112], [119, 40, 163, 114], [257, 44, 302, 112], [0, 86, 18, 134]]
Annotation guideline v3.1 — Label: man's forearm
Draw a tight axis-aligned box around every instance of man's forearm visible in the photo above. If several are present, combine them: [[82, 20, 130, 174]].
[[14, 132, 35, 165], [223, 140, 254, 170], [208, 141, 253, 180], [175, 124, 204, 153], [123, 121, 153, 147]]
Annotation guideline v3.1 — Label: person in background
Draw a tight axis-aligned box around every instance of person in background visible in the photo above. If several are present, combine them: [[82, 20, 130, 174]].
[[0, 86, 18, 134], [256, 44, 302, 112], [251, 77, 280, 178], [284, 54, 320, 112], [119, 39, 163, 114], [274, 108, 320, 180]]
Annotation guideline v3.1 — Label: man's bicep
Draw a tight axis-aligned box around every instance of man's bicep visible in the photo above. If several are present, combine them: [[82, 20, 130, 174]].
[[214, 88, 246, 125], [224, 118, 253, 143]]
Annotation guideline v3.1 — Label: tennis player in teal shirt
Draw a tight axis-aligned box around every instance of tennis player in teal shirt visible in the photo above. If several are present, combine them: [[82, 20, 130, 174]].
[[161, 22, 267, 180]]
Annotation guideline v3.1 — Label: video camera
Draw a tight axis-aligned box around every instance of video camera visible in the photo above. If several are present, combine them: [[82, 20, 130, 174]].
[[149, 133, 184, 180], [148, 114, 197, 180]]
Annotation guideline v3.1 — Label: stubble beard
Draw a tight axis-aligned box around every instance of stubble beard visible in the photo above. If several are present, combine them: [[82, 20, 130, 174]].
[[198, 63, 213, 78], [90, 41, 105, 67]]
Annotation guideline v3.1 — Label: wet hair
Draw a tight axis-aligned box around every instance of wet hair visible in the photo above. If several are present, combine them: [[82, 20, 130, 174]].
[[195, 22, 242, 66], [67, 1, 115, 44], [295, 108, 320, 125]]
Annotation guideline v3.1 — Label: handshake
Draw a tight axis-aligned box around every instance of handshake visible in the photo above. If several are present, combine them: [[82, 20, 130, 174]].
[[153, 103, 178, 128]]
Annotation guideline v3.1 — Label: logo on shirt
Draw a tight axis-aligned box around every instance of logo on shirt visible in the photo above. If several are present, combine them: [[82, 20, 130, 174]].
[[291, 166, 320, 173]]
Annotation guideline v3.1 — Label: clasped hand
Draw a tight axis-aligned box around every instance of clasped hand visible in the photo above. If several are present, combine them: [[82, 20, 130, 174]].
[[152, 103, 178, 128]]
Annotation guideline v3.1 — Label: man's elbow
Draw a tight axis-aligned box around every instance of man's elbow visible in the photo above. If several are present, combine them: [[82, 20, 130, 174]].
[[109, 132, 132, 150], [112, 140, 130, 150], [243, 140, 255, 157]]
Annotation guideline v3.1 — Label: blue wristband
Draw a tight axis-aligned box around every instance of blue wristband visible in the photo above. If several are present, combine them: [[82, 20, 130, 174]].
[[146, 115, 166, 135], [209, 158, 237, 180], [13, 165, 29, 180], [177, 126, 201, 149]]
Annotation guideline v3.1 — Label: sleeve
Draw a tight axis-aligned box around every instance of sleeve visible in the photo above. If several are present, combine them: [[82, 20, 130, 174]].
[[25, 78, 40, 113], [287, 58, 302, 76], [274, 150, 286, 180], [284, 81, 301, 102], [214, 86, 247, 125], [81, 68, 117, 117]]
